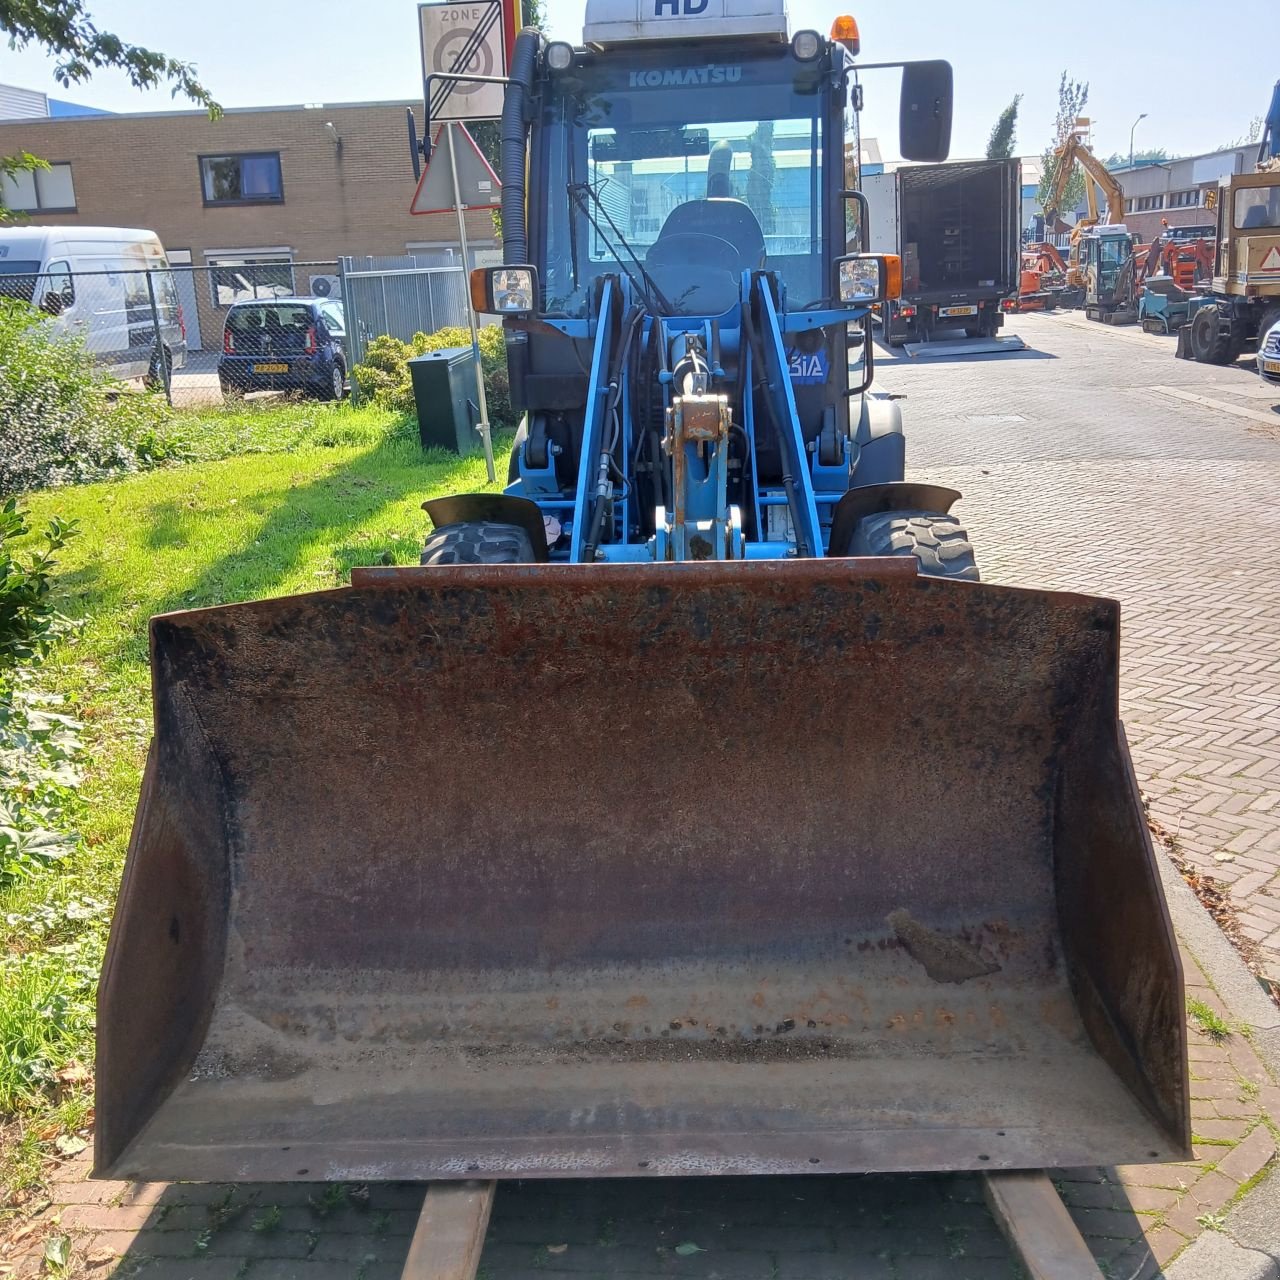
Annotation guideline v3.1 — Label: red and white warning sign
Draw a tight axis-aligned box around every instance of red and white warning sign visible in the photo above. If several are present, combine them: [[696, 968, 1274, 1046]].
[[1258, 245, 1280, 273], [410, 124, 501, 215]]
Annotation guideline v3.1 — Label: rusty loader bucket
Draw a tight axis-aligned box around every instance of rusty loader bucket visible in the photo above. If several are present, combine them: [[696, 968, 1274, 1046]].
[[96, 558, 1189, 1182]]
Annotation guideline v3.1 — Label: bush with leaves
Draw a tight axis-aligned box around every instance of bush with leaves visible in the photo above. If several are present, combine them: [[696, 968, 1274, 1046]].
[[0, 499, 83, 887], [352, 326, 515, 429], [0, 500, 82, 881], [0, 301, 183, 495]]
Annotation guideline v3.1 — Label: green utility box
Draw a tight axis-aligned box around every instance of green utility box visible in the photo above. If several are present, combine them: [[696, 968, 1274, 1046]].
[[408, 347, 479, 455]]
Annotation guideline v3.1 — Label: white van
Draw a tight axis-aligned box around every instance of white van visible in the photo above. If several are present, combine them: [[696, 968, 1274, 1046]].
[[0, 226, 187, 383]]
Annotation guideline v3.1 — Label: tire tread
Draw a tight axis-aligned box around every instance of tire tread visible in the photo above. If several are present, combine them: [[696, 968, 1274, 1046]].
[[852, 510, 980, 581], [421, 520, 534, 566]]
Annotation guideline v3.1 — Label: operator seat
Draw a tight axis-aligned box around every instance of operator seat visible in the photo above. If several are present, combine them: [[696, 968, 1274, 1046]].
[[653, 199, 767, 272]]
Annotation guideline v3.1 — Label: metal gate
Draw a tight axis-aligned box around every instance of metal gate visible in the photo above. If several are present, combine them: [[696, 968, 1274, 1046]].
[[339, 257, 480, 366]]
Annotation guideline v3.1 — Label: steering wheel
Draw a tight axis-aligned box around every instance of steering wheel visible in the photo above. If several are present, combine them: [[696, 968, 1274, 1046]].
[[646, 232, 742, 275]]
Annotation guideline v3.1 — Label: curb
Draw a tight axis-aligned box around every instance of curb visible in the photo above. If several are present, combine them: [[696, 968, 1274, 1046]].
[[1156, 852, 1280, 1078], [1157, 853, 1280, 1278]]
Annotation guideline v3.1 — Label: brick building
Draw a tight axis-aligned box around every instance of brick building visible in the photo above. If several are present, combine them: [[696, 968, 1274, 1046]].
[[1108, 145, 1257, 241], [0, 100, 498, 349]]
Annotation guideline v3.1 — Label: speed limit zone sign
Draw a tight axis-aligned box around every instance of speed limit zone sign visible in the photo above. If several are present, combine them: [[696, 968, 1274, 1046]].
[[419, 1, 507, 123]]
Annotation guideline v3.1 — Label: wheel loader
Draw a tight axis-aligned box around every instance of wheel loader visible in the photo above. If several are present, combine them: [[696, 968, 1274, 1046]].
[[96, 1, 1190, 1185]]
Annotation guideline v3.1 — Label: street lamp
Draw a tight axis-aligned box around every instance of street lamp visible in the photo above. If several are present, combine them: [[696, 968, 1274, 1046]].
[[1129, 113, 1148, 170]]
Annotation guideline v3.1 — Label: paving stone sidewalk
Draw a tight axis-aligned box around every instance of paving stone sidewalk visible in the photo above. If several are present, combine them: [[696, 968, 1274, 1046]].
[[889, 311, 1280, 987]]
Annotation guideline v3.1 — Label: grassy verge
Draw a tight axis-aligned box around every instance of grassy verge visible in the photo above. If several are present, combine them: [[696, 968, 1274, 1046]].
[[1, 398, 507, 1210]]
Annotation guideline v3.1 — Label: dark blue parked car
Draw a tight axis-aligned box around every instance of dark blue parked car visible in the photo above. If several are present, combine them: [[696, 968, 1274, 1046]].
[[219, 297, 347, 401]]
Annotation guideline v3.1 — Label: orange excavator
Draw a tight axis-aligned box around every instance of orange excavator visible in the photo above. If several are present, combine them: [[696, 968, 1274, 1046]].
[[1014, 240, 1079, 311]]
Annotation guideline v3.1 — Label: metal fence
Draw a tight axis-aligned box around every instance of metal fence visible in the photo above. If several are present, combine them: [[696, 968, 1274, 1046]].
[[0, 256, 490, 407], [2, 261, 342, 407], [339, 256, 480, 368]]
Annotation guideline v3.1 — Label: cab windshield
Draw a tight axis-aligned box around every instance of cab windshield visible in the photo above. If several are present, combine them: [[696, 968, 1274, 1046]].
[[539, 53, 827, 316], [1235, 185, 1280, 231]]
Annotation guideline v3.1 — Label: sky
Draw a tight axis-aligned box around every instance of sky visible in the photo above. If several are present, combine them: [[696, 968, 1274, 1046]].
[[2, 0, 1274, 164]]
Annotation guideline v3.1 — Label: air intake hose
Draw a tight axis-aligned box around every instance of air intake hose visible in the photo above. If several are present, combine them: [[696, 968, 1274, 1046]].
[[502, 28, 541, 266]]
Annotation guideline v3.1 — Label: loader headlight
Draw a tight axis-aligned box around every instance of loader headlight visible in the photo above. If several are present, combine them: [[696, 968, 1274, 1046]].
[[791, 29, 822, 61], [471, 265, 539, 316], [835, 253, 902, 306], [545, 41, 575, 72]]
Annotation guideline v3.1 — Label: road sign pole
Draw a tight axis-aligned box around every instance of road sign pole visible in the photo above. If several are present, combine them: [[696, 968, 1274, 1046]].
[[447, 122, 496, 482]]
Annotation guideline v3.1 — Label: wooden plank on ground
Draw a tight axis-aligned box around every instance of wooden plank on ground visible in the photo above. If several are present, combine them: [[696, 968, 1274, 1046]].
[[401, 1181, 497, 1280], [982, 1171, 1105, 1280]]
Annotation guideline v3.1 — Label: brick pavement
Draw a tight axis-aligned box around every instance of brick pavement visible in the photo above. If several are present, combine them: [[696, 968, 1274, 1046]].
[[4, 313, 1279, 1280], [887, 312, 1280, 982]]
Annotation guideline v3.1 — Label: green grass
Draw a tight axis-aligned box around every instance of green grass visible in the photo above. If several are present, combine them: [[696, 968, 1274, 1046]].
[[1187, 996, 1233, 1042], [1, 398, 508, 1204]]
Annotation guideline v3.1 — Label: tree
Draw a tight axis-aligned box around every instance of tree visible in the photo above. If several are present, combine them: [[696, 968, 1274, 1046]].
[[1, 0, 218, 220], [1037, 72, 1090, 221], [1102, 148, 1170, 170], [1221, 117, 1264, 151], [986, 96, 1021, 161]]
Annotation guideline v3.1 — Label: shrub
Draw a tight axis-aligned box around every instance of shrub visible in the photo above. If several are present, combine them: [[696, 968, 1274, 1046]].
[[352, 326, 515, 429], [1, 500, 83, 888], [0, 301, 182, 495], [0, 498, 77, 670]]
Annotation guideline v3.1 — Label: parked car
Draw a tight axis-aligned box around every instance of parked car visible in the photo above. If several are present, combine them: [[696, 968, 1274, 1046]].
[[1259, 316, 1280, 387], [219, 298, 348, 401], [0, 225, 187, 384]]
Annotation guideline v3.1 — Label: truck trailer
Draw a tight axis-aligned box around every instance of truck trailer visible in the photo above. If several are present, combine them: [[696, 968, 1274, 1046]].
[[864, 160, 1021, 345]]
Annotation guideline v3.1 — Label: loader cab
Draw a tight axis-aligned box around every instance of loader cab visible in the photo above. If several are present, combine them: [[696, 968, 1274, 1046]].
[[487, 1, 953, 562], [533, 45, 836, 319]]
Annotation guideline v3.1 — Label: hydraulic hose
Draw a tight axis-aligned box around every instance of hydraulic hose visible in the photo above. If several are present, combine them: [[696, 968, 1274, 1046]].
[[501, 29, 541, 266]]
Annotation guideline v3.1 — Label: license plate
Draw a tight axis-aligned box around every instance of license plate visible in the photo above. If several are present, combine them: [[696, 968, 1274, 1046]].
[[1264, 359, 1280, 375], [939, 305, 978, 317], [253, 362, 289, 374]]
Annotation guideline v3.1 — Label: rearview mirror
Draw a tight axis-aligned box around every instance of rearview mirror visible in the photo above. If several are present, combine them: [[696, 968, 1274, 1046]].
[[899, 60, 952, 162]]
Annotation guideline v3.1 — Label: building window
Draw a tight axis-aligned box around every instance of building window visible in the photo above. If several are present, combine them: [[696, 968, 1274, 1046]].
[[200, 153, 284, 206], [1135, 194, 1165, 212], [0, 161, 76, 212], [206, 251, 295, 307], [1124, 198, 1135, 213], [1167, 189, 1198, 208]]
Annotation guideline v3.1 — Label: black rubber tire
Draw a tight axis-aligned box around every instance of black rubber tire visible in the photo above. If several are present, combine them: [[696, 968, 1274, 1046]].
[[852, 510, 980, 582], [1190, 305, 1235, 365], [144, 345, 172, 391], [421, 520, 534, 566], [318, 361, 346, 402]]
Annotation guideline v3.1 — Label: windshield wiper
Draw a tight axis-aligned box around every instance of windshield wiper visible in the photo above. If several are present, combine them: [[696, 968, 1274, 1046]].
[[569, 179, 674, 314]]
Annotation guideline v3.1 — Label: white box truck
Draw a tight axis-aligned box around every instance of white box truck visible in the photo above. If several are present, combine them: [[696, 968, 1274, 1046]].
[[863, 160, 1021, 345]]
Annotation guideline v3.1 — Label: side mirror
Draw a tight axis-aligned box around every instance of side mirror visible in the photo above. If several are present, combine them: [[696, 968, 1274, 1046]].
[[41, 291, 65, 317], [470, 265, 539, 317], [835, 253, 902, 307], [900, 60, 953, 162]]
